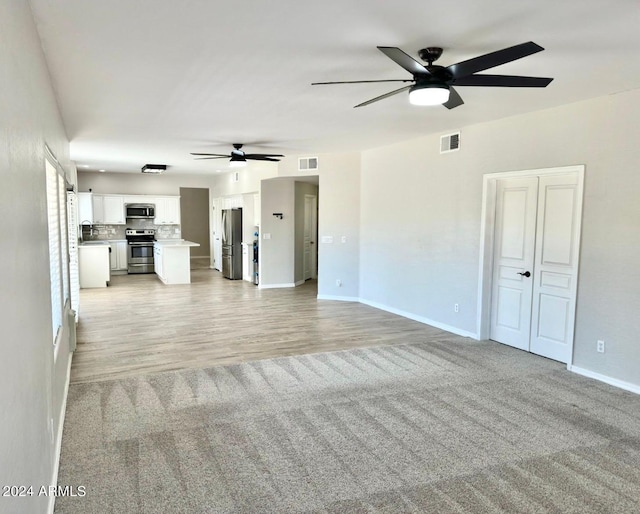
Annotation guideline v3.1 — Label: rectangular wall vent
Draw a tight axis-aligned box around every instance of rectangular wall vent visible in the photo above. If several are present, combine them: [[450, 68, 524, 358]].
[[440, 132, 460, 154], [298, 156, 318, 171]]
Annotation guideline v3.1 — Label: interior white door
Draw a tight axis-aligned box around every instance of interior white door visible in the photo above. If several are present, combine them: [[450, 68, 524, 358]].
[[303, 195, 313, 280], [490, 171, 583, 364], [530, 173, 582, 362], [212, 198, 222, 271], [490, 177, 539, 350]]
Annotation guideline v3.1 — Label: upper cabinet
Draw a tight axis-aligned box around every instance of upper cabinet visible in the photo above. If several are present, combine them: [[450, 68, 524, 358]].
[[78, 192, 93, 225], [155, 196, 181, 225], [93, 194, 125, 225], [77, 192, 180, 226]]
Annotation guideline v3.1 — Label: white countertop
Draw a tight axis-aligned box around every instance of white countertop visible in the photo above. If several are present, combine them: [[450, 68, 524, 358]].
[[79, 241, 110, 247], [154, 240, 200, 247]]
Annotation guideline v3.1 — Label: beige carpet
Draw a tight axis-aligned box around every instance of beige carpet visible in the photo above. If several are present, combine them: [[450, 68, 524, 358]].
[[56, 339, 640, 513]]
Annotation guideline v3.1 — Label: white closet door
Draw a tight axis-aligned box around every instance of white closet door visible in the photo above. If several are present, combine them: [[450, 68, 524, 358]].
[[490, 177, 539, 351], [530, 173, 583, 363]]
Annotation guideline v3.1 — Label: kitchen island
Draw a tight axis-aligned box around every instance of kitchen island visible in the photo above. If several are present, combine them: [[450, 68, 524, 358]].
[[153, 240, 200, 285]]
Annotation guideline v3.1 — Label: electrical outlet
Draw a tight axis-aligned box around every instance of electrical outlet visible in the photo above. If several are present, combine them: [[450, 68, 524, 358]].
[[597, 340, 605, 353], [454, 303, 459, 313], [336, 279, 341, 287]]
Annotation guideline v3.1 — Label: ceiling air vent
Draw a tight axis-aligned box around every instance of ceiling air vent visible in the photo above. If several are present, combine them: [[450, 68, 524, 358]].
[[141, 164, 166, 174], [298, 156, 318, 171], [440, 132, 460, 154]]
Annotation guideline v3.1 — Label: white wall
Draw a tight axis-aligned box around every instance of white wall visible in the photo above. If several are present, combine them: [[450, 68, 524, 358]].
[[211, 164, 278, 198], [279, 153, 361, 299], [360, 89, 640, 388], [0, 1, 73, 511], [78, 170, 215, 195], [260, 179, 296, 286]]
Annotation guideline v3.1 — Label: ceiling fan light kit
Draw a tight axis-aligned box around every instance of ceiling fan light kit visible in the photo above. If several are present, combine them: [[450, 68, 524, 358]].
[[312, 41, 553, 109], [409, 83, 450, 106], [229, 158, 247, 168]]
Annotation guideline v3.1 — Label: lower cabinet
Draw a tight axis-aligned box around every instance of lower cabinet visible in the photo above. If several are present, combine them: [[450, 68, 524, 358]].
[[109, 241, 128, 273], [154, 245, 164, 281], [78, 245, 110, 288]]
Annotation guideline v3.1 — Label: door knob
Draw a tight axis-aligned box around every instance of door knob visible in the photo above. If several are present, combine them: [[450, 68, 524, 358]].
[[518, 271, 531, 278]]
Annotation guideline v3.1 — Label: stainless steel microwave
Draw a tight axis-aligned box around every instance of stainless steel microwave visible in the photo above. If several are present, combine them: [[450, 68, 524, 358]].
[[125, 204, 155, 219]]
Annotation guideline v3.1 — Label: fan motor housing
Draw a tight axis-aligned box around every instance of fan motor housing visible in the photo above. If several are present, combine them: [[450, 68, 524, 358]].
[[418, 46, 443, 64]]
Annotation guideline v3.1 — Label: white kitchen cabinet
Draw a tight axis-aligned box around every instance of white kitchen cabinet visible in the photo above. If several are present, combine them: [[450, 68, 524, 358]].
[[92, 195, 104, 224], [123, 195, 147, 205], [78, 192, 94, 225], [153, 245, 164, 280], [103, 195, 126, 224], [222, 196, 243, 209], [109, 241, 128, 272], [92, 195, 126, 224], [78, 244, 110, 288], [155, 196, 181, 225]]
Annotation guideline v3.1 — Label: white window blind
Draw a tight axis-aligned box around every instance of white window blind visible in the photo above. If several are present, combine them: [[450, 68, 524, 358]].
[[45, 156, 70, 343], [59, 177, 69, 304]]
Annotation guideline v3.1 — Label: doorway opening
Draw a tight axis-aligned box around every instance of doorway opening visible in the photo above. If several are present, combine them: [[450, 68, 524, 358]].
[[477, 165, 585, 365], [179, 188, 210, 269]]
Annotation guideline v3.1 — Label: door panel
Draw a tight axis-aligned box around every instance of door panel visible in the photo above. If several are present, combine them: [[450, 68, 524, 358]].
[[530, 174, 582, 362], [212, 198, 222, 271], [303, 196, 313, 280], [490, 177, 538, 350]]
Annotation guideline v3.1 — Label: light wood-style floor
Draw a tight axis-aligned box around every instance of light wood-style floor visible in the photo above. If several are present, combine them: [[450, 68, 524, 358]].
[[72, 269, 459, 384]]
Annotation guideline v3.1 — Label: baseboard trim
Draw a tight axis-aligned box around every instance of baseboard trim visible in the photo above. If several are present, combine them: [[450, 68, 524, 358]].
[[568, 365, 640, 395], [359, 298, 478, 339], [317, 294, 359, 302], [295, 280, 305, 286], [49, 355, 73, 514], [258, 283, 296, 289]]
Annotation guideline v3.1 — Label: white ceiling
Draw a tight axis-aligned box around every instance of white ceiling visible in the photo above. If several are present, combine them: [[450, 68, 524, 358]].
[[29, 0, 640, 175]]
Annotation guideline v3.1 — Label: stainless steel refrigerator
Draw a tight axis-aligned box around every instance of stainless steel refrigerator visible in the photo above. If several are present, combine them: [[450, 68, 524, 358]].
[[222, 208, 242, 279]]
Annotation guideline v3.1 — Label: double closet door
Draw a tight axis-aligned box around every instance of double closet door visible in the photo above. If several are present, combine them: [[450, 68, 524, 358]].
[[490, 172, 583, 363]]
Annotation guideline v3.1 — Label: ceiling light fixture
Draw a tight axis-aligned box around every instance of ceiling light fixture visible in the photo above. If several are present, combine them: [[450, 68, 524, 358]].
[[98, 169, 106, 173], [229, 156, 247, 168], [409, 83, 450, 106], [141, 164, 167, 174]]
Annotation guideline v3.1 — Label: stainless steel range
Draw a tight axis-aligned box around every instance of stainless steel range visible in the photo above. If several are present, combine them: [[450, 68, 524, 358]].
[[126, 229, 155, 274]]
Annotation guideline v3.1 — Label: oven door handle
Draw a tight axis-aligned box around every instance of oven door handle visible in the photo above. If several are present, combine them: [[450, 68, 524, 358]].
[[128, 242, 154, 246]]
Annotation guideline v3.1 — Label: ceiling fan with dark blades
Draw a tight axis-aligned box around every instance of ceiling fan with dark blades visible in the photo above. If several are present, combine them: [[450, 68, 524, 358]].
[[191, 143, 284, 165], [312, 41, 553, 109]]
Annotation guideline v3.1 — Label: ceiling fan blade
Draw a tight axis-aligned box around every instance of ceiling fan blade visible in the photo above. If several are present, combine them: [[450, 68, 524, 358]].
[[244, 153, 285, 158], [452, 74, 553, 87], [354, 85, 413, 108], [193, 157, 229, 160], [443, 87, 464, 109], [377, 47, 431, 77], [246, 156, 281, 162], [447, 41, 544, 79], [312, 79, 413, 85], [190, 152, 230, 157]]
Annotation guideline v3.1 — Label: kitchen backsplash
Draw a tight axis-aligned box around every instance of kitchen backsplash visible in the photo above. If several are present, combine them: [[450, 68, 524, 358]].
[[81, 219, 181, 241]]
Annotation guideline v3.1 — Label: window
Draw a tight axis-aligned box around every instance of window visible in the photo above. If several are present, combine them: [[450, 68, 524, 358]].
[[45, 154, 70, 343]]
